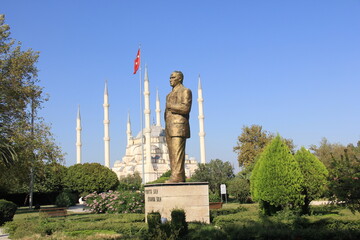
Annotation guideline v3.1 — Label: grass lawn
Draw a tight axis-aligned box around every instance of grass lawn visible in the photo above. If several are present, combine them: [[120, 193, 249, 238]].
[[3, 203, 360, 239]]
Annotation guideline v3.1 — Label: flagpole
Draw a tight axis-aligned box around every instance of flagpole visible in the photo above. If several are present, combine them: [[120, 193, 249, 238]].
[[138, 46, 145, 184]]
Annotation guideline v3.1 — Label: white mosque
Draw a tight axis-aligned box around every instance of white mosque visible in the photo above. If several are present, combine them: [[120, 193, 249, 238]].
[[75, 68, 206, 184]]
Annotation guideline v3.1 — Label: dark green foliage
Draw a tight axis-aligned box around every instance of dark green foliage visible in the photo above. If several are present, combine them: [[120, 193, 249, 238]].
[[0, 199, 17, 225], [171, 209, 188, 238], [251, 135, 304, 215], [146, 211, 171, 239], [147, 211, 161, 235], [227, 175, 251, 203], [294, 147, 328, 214], [118, 172, 142, 191], [55, 191, 77, 207], [35, 163, 67, 193], [146, 209, 188, 239], [64, 163, 119, 195], [161, 170, 172, 178], [190, 159, 234, 195], [329, 146, 360, 213]]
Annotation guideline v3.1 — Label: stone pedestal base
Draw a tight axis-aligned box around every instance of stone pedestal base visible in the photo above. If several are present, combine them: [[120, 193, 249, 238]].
[[144, 182, 209, 223]]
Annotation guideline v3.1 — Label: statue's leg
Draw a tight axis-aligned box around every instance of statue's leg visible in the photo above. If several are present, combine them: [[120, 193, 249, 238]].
[[165, 131, 173, 171], [170, 137, 186, 182]]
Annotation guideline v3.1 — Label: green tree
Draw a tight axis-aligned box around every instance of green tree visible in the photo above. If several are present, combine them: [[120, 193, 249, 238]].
[[189, 159, 234, 194], [118, 172, 142, 191], [35, 163, 67, 193], [294, 147, 328, 214], [64, 163, 119, 195], [234, 125, 295, 170], [251, 135, 303, 215], [233, 125, 272, 169], [0, 15, 64, 201], [227, 173, 251, 203], [329, 146, 360, 213], [310, 138, 348, 169]]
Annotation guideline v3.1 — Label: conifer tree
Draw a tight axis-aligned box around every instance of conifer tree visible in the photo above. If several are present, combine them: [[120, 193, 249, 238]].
[[294, 147, 328, 214], [250, 135, 303, 215]]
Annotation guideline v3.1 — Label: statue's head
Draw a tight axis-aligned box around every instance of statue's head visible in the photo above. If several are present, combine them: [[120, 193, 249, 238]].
[[170, 71, 183, 87]]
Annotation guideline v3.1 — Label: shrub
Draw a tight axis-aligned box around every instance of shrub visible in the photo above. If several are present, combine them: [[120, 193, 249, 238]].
[[84, 190, 144, 214], [146, 211, 171, 240], [146, 209, 188, 239], [251, 135, 304, 215], [147, 211, 161, 235], [0, 199, 17, 225], [209, 191, 221, 202], [227, 176, 251, 203], [171, 209, 188, 238], [55, 191, 77, 207]]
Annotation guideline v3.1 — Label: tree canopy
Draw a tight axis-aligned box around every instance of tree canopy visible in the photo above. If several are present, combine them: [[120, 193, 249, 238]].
[[329, 145, 360, 213], [294, 147, 328, 214], [234, 125, 294, 170], [64, 163, 119, 195], [0, 14, 64, 196], [250, 135, 303, 215], [189, 159, 234, 194]]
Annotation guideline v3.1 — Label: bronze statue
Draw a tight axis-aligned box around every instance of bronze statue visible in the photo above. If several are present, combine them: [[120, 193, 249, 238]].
[[165, 71, 192, 183]]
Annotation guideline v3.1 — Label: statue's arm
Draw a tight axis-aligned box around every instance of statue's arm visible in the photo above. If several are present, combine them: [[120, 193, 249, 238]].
[[167, 89, 192, 115]]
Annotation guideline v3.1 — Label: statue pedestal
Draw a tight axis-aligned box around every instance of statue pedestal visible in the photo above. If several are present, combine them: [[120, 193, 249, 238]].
[[144, 182, 210, 223]]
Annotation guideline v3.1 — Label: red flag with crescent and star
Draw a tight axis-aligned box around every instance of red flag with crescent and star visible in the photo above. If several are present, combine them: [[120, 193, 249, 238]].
[[133, 48, 140, 74]]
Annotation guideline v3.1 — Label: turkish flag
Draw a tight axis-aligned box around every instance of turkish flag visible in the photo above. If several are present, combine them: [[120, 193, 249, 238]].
[[133, 49, 140, 74]]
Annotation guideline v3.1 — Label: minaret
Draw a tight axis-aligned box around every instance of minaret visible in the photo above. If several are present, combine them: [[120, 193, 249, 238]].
[[103, 81, 110, 168], [198, 75, 206, 164], [155, 89, 161, 127], [126, 112, 132, 147], [144, 67, 153, 182], [76, 105, 82, 164]]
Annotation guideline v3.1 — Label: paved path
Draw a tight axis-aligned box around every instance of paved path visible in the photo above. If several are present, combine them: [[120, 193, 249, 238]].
[[0, 227, 10, 240], [310, 200, 331, 205], [67, 204, 88, 212]]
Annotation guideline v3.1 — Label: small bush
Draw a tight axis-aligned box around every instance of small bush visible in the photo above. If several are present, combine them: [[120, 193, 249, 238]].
[[171, 209, 188, 238], [55, 191, 77, 207], [147, 211, 161, 234], [146, 211, 170, 240], [0, 199, 17, 226], [209, 191, 221, 202]]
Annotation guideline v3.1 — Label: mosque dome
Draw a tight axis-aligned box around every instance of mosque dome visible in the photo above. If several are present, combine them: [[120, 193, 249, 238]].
[[113, 160, 122, 167], [136, 125, 165, 138]]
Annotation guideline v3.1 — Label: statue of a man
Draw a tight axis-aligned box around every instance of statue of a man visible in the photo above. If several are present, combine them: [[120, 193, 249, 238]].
[[165, 71, 192, 183]]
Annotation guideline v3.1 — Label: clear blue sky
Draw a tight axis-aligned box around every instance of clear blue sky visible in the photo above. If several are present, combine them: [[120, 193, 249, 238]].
[[2, 1, 360, 172]]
